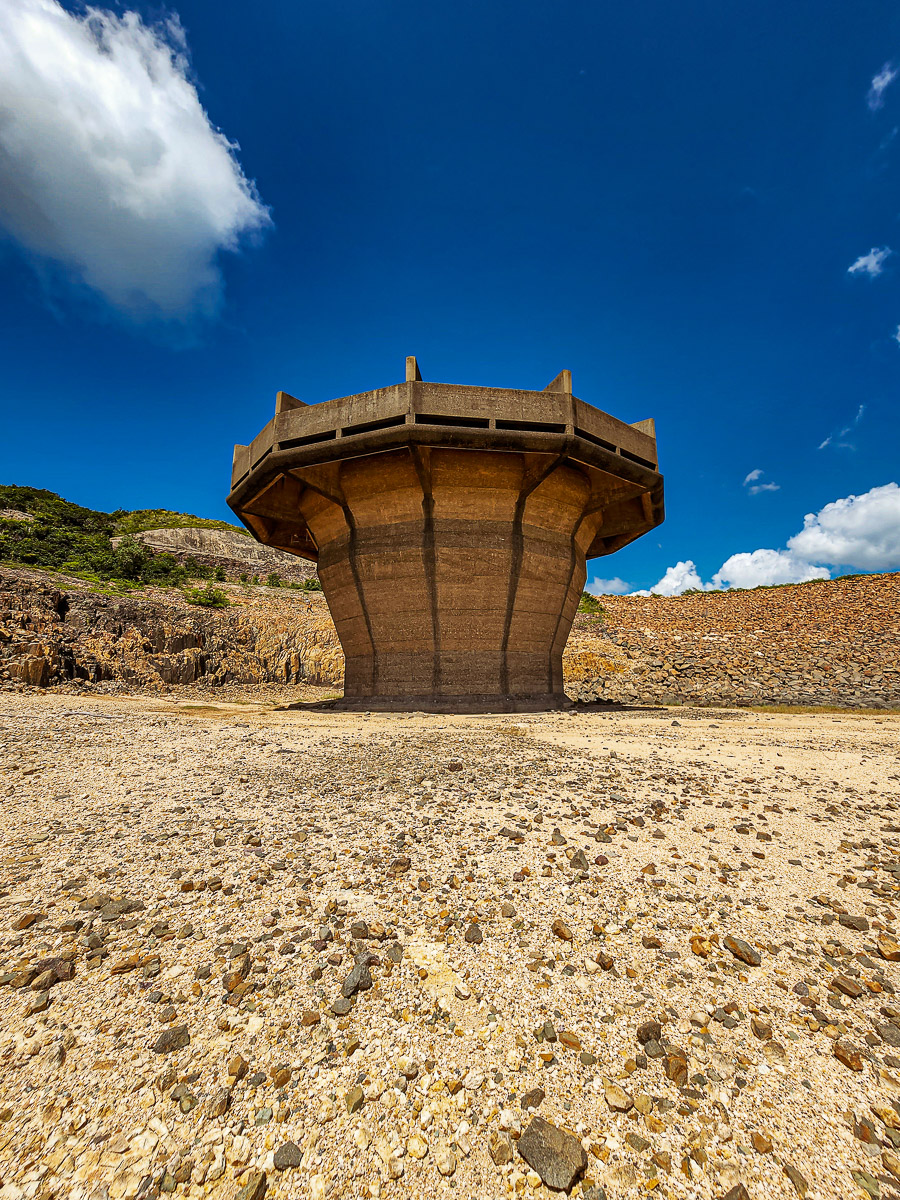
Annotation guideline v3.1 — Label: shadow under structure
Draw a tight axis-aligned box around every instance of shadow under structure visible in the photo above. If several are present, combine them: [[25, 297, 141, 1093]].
[[227, 358, 664, 712]]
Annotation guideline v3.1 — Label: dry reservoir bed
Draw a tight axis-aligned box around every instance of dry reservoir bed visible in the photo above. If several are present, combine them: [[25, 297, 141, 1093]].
[[0, 694, 899, 1200]]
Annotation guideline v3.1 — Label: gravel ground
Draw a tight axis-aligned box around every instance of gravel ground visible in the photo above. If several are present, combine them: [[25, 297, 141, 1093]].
[[1, 692, 899, 1200]]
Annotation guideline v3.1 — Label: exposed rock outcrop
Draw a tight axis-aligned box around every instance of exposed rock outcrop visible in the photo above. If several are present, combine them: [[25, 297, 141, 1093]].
[[0, 568, 340, 692], [112, 526, 315, 584]]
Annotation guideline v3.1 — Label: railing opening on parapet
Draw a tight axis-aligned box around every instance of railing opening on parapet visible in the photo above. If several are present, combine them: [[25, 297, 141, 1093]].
[[620, 448, 657, 469], [279, 431, 338, 452], [342, 415, 407, 437], [496, 419, 566, 434], [414, 413, 490, 428]]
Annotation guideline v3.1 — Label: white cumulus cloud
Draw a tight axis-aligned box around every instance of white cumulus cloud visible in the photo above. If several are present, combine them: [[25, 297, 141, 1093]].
[[787, 482, 900, 569], [585, 577, 630, 595], [868, 62, 899, 111], [631, 561, 709, 597], [848, 246, 891, 277], [632, 483, 899, 595], [711, 550, 828, 590], [0, 0, 270, 321]]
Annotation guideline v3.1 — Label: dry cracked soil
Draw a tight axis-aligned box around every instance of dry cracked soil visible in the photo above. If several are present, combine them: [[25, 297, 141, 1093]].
[[1, 692, 900, 1200]]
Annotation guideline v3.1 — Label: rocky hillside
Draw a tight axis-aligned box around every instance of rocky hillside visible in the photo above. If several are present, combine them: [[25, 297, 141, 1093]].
[[0, 484, 314, 588], [1, 562, 897, 707], [111, 526, 314, 585], [0, 567, 340, 692]]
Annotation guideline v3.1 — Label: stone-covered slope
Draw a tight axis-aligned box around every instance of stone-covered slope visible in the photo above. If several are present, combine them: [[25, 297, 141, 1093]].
[[567, 572, 900, 708]]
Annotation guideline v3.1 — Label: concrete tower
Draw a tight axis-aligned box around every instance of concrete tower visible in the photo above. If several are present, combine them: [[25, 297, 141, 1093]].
[[228, 359, 664, 710]]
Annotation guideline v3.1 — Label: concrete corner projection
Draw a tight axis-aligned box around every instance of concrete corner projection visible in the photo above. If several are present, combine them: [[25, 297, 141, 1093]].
[[227, 359, 664, 711]]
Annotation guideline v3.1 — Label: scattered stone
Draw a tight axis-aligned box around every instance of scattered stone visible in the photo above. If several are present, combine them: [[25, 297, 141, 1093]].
[[489, 1131, 513, 1165], [273, 1141, 302, 1170], [520, 1086, 545, 1111], [345, 1086, 364, 1114], [833, 1041, 864, 1071], [435, 1144, 457, 1176], [569, 849, 589, 872], [341, 962, 373, 997], [207, 1088, 231, 1118], [407, 1133, 429, 1159], [465, 922, 483, 944], [551, 918, 573, 941], [517, 1116, 587, 1194], [228, 1054, 249, 1080], [783, 1162, 809, 1198], [723, 934, 761, 966], [636, 1020, 661, 1045], [663, 1050, 688, 1087], [150, 1025, 189, 1054], [603, 1081, 633, 1112], [831, 975, 864, 999], [235, 1170, 267, 1200]]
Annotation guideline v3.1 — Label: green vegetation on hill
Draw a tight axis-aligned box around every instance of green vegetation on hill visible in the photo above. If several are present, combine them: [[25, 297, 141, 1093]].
[[0, 485, 237, 590], [113, 509, 249, 536], [577, 590, 607, 616]]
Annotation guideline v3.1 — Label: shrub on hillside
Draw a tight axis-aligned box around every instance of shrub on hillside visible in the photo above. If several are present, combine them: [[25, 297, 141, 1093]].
[[184, 585, 230, 608], [578, 590, 606, 616]]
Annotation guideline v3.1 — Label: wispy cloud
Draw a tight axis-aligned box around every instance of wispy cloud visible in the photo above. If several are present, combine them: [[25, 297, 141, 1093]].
[[743, 468, 780, 496], [848, 246, 891, 277], [818, 404, 866, 451], [0, 0, 271, 323], [868, 62, 898, 111]]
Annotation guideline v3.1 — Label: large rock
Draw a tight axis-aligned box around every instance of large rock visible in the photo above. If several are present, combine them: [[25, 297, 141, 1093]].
[[517, 1116, 587, 1193]]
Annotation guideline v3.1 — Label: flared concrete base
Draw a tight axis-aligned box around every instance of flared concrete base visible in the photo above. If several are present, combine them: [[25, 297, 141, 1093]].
[[309, 691, 573, 714]]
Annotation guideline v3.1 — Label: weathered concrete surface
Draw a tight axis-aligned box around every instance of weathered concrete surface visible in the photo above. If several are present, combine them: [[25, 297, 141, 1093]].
[[228, 360, 664, 710]]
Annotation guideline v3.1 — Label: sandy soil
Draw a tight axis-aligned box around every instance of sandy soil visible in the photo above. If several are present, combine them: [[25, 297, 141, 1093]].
[[1, 692, 899, 1200]]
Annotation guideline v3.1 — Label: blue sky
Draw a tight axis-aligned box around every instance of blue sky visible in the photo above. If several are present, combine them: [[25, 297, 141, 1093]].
[[1, 0, 899, 593]]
